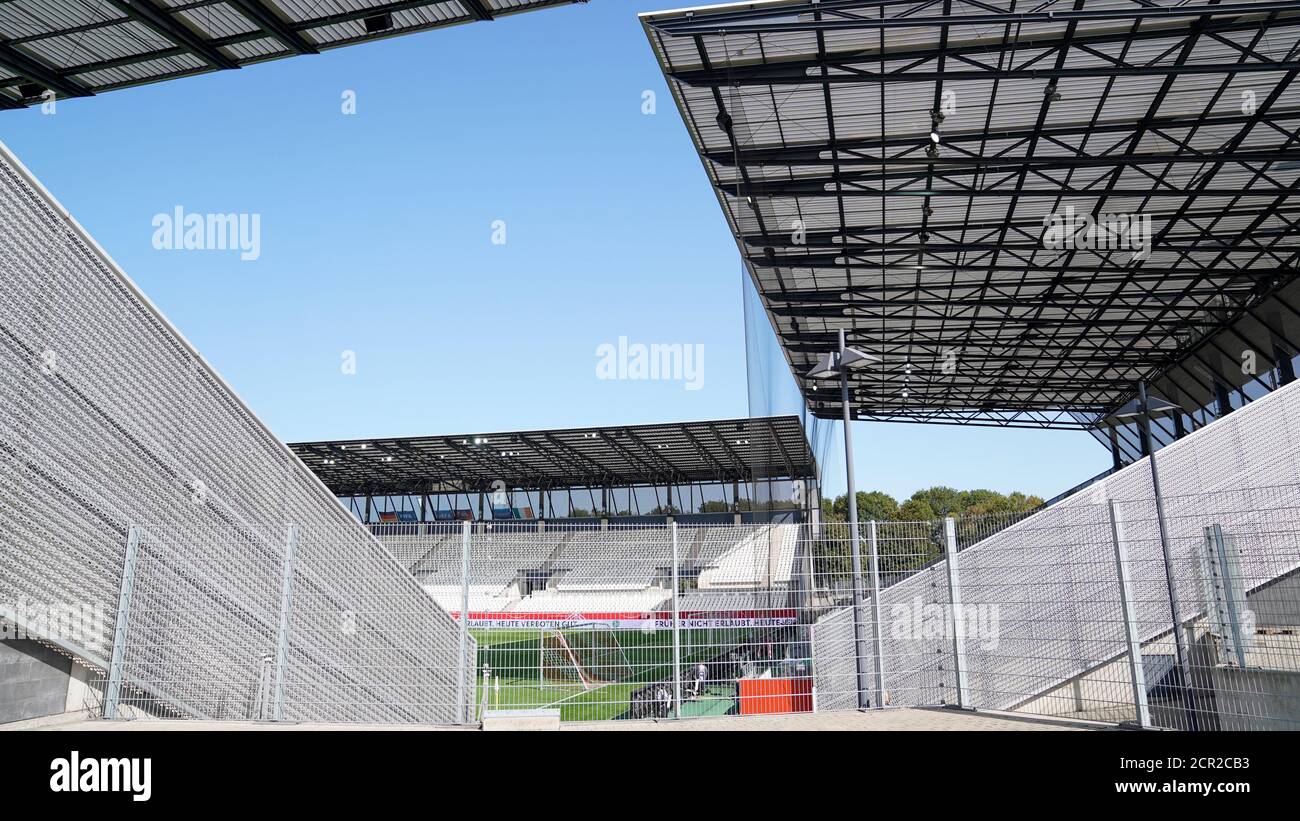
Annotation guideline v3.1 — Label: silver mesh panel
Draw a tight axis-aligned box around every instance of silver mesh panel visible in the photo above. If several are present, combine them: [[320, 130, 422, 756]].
[[0, 141, 471, 723], [810, 378, 1300, 727]]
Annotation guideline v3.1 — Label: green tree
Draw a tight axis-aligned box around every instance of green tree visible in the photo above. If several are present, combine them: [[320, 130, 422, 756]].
[[1008, 491, 1044, 511], [821, 497, 842, 522], [857, 490, 899, 521], [825, 491, 898, 522], [960, 489, 1044, 517], [698, 500, 733, 513], [907, 486, 963, 517], [896, 498, 937, 521], [959, 488, 1001, 511], [818, 487, 1042, 524]]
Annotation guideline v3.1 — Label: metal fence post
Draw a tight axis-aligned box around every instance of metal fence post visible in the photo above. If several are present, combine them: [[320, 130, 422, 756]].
[[808, 620, 818, 712], [671, 521, 683, 719], [457, 519, 471, 724], [846, 535, 872, 710], [272, 523, 298, 721], [867, 520, 886, 709], [1108, 502, 1151, 728], [1208, 523, 1248, 669], [103, 524, 141, 718], [943, 517, 971, 708], [1137, 382, 1199, 730], [254, 653, 274, 720]]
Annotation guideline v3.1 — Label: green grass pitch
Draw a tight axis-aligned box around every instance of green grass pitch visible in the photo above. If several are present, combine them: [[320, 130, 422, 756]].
[[471, 626, 751, 721]]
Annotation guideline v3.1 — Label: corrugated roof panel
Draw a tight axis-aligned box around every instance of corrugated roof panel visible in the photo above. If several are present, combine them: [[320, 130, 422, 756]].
[[0, 0, 124, 40], [71, 53, 211, 90], [175, 4, 263, 40], [16, 24, 173, 72], [644, 0, 1300, 426], [221, 37, 294, 62], [289, 416, 817, 494], [0, 0, 582, 107]]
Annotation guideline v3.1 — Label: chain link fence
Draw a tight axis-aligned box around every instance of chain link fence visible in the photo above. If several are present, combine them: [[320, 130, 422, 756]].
[[86, 485, 1300, 727], [809, 486, 1300, 730], [99, 522, 472, 724]]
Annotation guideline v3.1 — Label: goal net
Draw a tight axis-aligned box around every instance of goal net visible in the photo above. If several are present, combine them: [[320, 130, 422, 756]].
[[540, 623, 634, 690]]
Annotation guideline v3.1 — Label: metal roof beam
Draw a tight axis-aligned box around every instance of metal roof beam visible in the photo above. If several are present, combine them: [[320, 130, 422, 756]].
[[704, 110, 1300, 167], [650, 1, 1300, 34], [623, 430, 686, 483], [462, 0, 496, 21], [0, 43, 93, 98], [679, 426, 730, 482], [714, 150, 1300, 173], [720, 179, 1287, 198], [106, 0, 240, 70], [226, 0, 320, 55], [671, 61, 1300, 87]]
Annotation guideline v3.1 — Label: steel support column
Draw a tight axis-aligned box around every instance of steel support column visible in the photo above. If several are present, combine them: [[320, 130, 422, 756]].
[[1138, 381, 1199, 730], [1109, 502, 1151, 728], [943, 517, 971, 708], [103, 525, 142, 718], [272, 523, 299, 721], [840, 329, 871, 708]]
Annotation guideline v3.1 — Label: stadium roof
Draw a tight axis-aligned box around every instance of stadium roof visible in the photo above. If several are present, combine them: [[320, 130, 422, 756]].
[[288, 415, 817, 496], [642, 0, 1300, 429], [0, 0, 583, 109]]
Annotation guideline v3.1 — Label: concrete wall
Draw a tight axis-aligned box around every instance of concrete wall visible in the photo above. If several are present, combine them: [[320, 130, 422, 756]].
[[1247, 572, 1300, 629], [1212, 666, 1300, 730], [1012, 625, 1224, 730], [0, 640, 76, 724]]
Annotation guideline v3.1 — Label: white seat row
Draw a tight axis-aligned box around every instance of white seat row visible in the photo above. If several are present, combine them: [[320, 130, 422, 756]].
[[697, 525, 798, 587], [506, 588, 670, 614]]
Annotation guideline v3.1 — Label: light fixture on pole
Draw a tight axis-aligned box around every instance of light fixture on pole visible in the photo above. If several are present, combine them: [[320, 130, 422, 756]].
[[807, 352, 839, 380], [1109, 382, 1198, 730], [806, 328, 881, 709]]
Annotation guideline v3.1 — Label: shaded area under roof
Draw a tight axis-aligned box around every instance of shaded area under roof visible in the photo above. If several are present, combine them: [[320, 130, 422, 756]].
[[288, 415, 817, 496], [642, 0, 1300, 430], [0, 0, 583, 109]]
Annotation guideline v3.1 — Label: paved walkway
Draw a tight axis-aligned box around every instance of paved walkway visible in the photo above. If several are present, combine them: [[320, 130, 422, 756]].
[[7, 707, 1106, 731], [568, 708, 1104, 731]]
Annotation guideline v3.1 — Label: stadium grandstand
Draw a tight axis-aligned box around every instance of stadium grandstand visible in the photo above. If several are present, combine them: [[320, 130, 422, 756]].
[[0, 0, 583, 111], [287, 416, 819, 525], [288, 421, 811, 721], [367, 520, 800, 614]]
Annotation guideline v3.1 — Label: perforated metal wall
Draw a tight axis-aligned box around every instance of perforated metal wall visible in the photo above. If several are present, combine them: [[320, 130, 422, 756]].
[[0, 141, 471, 723], [812, 378, 1300, 724]]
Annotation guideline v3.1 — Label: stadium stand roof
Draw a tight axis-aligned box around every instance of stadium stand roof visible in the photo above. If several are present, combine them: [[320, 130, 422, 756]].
[[0, 0, 583, 109], [642, 0, 1300, 431], [288, 416, 817, 496]]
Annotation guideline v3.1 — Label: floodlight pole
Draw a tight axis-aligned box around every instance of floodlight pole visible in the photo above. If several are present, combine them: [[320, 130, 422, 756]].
[[1136, 381, 1198, 730], [839, 329, 872, 709], [867, 520, 886, 709]]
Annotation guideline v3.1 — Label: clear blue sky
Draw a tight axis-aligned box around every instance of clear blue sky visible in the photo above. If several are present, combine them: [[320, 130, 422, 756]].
[[0, 1, 1109, 502]]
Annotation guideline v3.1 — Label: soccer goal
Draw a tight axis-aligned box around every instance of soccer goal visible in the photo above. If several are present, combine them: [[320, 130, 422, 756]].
[[540, 623, 634, 690]]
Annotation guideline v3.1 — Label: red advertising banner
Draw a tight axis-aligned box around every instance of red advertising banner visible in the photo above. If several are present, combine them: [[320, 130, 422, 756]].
[[449, 609, 799, 630]]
